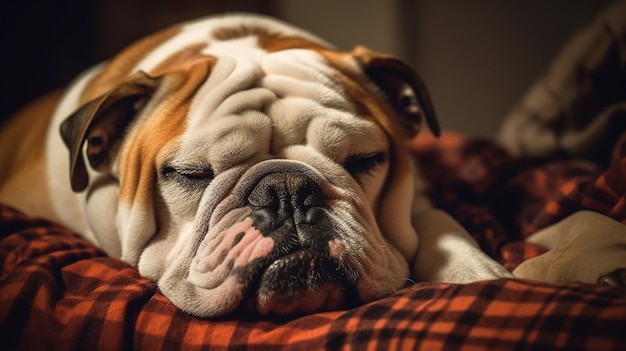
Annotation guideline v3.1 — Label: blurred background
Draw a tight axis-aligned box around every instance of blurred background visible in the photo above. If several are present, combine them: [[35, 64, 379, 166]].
[[0, 0, 614, 137]]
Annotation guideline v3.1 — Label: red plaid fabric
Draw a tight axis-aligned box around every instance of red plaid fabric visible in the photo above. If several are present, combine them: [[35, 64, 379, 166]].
[[1, 132, 626, 350], [1, 203, 625, 351], [410, 131, 624, 269]]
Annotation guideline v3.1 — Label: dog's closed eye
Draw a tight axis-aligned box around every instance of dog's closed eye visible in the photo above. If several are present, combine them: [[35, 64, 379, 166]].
[[161, 166, 215, 187], [343, 152, 386, 179], [177, 168, 215, 180]]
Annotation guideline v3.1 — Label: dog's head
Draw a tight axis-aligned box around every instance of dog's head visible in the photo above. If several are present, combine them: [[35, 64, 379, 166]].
[[59, 14, 439, 317]]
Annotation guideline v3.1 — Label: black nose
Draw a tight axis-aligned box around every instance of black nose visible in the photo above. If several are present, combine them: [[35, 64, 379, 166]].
[[248, 172, 326, 223], [247, 172, 332, 249]]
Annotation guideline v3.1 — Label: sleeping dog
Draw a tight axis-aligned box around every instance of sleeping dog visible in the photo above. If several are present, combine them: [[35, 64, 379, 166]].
[[0, 13, 511, 317]]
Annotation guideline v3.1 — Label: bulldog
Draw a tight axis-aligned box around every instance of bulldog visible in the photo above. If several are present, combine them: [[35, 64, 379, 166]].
[[0, 13, 511, 317]]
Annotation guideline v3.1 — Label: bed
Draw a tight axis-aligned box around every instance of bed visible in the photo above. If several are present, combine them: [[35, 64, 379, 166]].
[[1, 2, 626, 350]]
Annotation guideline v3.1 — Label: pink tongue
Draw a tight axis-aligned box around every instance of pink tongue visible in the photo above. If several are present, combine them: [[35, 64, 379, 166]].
[[225, 217, 275, 267]]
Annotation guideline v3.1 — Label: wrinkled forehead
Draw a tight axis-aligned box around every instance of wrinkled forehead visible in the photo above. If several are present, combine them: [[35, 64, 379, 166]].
[[129, 16, 390, 165], [174, 49, 386, 171], [186, 45, 345, 121], [189, 50, 377, 140]]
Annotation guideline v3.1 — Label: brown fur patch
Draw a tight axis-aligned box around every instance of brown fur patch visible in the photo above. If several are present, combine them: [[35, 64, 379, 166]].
[[259, 34, 329, 53], [212, 24, 329, 53], [81, 25, 182, 105], [117, 57, 216, 206], [212, 24, 274, 41], [149, 43, 209, 77], [0, 90, 64, 219], [317, 50, 412, 189]]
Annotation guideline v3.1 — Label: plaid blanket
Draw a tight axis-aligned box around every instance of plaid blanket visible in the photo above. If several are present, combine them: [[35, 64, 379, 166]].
[[1, 132, 625, 351], [411, 132, 626, 271], [2, 3, 626, 347]]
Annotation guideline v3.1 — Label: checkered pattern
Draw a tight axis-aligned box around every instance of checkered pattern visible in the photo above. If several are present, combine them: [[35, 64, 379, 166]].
[[1, 132, 625, 350], [411, 131, 625, 269]]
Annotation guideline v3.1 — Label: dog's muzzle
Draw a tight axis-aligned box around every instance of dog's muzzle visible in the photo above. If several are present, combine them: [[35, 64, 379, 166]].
[[242, 166, 358, 314], [182, 161, 362, 316]]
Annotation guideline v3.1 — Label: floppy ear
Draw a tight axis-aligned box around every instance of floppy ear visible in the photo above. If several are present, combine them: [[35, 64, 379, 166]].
[[351, 46, 440, 138], [60, 71, 161, 192]]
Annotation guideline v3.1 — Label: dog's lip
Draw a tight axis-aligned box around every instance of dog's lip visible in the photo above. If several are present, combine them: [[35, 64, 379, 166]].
[[243, 249, 354, 315], [255, 250, 346, 292]]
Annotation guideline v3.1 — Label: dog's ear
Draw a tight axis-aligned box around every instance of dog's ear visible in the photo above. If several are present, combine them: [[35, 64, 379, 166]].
[[60, 71, 161, 192], [351, 46, 440, 138]]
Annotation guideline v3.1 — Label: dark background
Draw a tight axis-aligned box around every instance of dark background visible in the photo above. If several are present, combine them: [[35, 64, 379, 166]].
[[0, 0, 277, 122]]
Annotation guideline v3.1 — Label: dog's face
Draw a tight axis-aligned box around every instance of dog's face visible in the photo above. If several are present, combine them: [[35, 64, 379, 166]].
[[59, 14, 439, 317]]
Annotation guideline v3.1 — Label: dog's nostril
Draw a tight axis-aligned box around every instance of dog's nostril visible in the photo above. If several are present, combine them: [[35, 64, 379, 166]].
[[247, 173, 326, 216], [297, 180, 325, 209], [247, 180, 279, 209]]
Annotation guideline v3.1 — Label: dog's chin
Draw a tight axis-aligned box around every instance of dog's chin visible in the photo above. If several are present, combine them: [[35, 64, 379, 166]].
[[241, 250, 360, 316]]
